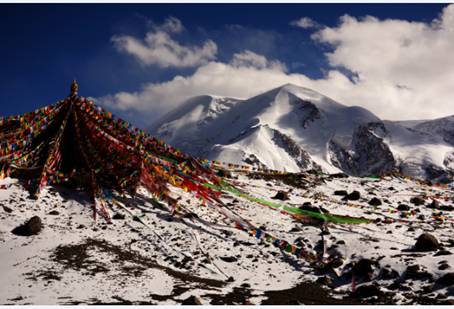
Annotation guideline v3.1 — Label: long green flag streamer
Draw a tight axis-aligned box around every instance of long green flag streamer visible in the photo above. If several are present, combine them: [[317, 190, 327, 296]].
[[204, 181, 370, 225]]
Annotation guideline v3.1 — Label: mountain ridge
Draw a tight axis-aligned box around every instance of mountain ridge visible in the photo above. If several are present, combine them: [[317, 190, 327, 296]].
[[150, 83, 454, 182]]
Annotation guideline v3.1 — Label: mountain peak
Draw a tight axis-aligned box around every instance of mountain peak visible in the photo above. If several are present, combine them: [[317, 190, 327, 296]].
[[151, 84, 453, 182]]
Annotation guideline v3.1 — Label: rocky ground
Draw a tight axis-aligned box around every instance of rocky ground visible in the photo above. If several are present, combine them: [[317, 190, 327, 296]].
[[0, 172, 453, 305]]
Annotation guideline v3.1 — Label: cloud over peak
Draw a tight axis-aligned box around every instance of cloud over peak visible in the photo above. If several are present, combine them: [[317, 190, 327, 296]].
[[230, 50, 287, 72], [312, 5, 454, 119], [101, 5, 454, 126]]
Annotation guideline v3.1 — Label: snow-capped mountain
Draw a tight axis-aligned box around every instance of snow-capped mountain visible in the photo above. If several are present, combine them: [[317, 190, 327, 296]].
[[150, 84, 454, 182]]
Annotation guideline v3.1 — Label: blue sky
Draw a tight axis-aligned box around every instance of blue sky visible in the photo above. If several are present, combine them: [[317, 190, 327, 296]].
[[0, 3, 451, 125]]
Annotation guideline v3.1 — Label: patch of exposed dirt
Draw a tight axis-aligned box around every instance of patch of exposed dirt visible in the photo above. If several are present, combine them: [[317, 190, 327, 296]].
[[204, 287, 253, 305], [247, 171, 324, 188], [50, 238, 225, 289], [261, 281, 360, 305]]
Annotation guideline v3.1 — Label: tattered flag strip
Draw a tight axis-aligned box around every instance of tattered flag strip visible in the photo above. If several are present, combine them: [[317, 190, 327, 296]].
[[204, 181, 371, 225]]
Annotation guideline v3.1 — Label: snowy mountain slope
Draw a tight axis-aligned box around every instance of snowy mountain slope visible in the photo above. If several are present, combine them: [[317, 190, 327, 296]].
[[149, 95, 241, 155], [151, 84, 454, 181], [411, 115, 454, 146]]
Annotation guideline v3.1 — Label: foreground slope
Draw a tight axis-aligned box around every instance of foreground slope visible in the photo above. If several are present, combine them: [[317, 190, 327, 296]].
[[1, 173, 453, 305], [152, 84, 453, 181]]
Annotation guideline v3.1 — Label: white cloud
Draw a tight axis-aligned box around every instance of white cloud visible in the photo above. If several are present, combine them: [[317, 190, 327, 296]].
[[311, 5, 454, 120], [112, 17, 217, 68], [290, 17, 319, 29], [101, 5, 454, 126], [230, 50, 287, 72]]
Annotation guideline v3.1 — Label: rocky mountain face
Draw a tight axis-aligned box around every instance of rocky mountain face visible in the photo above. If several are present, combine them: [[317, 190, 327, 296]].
[[150, 84, 453, 182], [328, 122, 396, 177]]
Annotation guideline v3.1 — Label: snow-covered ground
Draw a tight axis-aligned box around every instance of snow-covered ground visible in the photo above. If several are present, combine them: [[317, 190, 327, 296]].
[[1, 172, 453, 305]]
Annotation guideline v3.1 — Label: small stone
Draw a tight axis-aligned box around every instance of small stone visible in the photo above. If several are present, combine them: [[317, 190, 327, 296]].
[[352, 259, 375, 280], [380, 268, 399, 280], [330, 257, 344, 269], [404, 264, 433, 281], [438, 264, 450, 270], [346, 191, 361, 201], [216, 169, 231, 178], [2, 206, 13, 213], [299, 202, 321, 213], [387, 281, 399, 290], [181, 295, 202, 305], [436, 273, 454, 286], [368, 197, 382, 206], [410, 197, 425, 206], [427, 200, 440, 209], [353, 284, 382, 298], [398, 204, 410, 211], [414, 233, 440, 251], [11, 216, 42, 236], [334, 190, 348, 196], [112, 213, 126, 220], [440, 205, 454, 211], [316, 275, 332, 286], [220, 256, 237, 263], [434, 250, 452, 256], [289, 226, 302, 232], [272, 191, 289, 201]]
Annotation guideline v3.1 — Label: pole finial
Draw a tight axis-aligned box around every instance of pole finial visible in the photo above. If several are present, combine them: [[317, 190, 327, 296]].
[[70, 79, 79, 97]]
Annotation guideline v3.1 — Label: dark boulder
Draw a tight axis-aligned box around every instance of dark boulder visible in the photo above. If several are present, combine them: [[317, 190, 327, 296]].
[[414, 233, 440, 251], [299, 202, 321, 213], [11, 216, 43, 236], [329, 257, 344, 269], [436, 273, 454, 286], [216, 169, 231, 178], [410, 196, 425, 206], [353, 284, 382, 298], [440, 205, 454, 211], [404, 264, 433, 281], [272, 191, 289, 201], [48, 210, 59, 215], [330, 173, 349, 179], [220, 256, 238, 263], [346, 191, 361, 201], [112, 213, 126, 220], [397, 204, 410, 211], [368, 197, 382, 206], [352, 259, 375, 280], [379, 267, 399, 280], [334, 190, 348, 196], [316, 275, 333, 286], [2, 205, 13, 213], [438, 264, 450, 270], [434, 250, 452, 256], [182, 295, 203, 305], [427, 200, 440, 209]]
